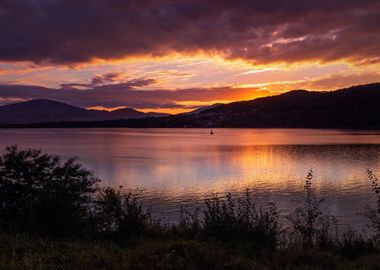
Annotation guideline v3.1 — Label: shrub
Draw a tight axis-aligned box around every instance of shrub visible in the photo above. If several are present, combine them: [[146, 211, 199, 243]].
[[203, 190, 279, 249], [287, 170, 337, 247], [0, 145, 99, 237], [363, 170, 380, 237], [171, 206, 202, 239], [94, 187, 152, 240]]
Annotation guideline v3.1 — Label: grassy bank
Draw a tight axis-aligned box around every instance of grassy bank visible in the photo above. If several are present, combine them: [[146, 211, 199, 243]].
[[1, 145, 380, 269], [1, 234, 380, 270]]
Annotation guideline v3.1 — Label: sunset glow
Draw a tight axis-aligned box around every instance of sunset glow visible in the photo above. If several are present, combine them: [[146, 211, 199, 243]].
[[0, 1, 379, 112]]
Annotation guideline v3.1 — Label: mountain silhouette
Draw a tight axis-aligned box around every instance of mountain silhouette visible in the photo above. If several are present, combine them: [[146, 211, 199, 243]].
[[0, 99, 169, 124], [193, 83, 380, 128], [186, 103, 224, 114], [1, 83, 380, 128], [116, 82, 380, 129]]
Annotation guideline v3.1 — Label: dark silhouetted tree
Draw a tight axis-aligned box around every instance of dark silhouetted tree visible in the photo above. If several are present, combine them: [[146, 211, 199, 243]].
[[0, 145, 99, 237]]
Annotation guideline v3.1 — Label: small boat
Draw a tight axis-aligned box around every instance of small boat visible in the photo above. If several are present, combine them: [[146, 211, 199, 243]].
[[210, 129, 214, 135]]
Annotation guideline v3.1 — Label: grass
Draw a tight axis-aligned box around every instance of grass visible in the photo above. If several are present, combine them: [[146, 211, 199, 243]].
[[1, 234, 380, 270]]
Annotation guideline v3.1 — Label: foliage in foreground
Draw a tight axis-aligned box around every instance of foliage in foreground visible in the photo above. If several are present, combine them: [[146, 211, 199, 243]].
[[1, 234, 380, 270], [0, 145, 99, 237], [364, 170, 380, 238], [286, 170, 337, 248], [1, 145, 380, 269]]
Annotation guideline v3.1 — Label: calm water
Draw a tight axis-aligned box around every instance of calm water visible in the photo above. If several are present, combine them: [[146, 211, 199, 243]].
[[1, 128, 380, 230]]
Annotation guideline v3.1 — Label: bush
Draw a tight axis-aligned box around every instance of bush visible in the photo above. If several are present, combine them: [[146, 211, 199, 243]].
[[171, 206, 202, 239], [94, 187, 152, 240], [0, 145, 99, 237], [287, 170, 337, 247], [203, 190, 279, 249], [363, 170, 380, 237]]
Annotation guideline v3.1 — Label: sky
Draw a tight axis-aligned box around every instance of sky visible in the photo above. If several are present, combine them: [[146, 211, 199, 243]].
[[0, 0, 379, 113]]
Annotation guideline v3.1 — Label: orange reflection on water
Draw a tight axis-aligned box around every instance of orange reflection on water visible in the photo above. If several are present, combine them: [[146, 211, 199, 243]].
[[1, 128, 380, 228]]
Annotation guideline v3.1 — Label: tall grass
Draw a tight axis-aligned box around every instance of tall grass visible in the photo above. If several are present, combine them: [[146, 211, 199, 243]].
[[202, 191, 279, 248], [286, 170, 337, 248], [364, 170, 380, 238]]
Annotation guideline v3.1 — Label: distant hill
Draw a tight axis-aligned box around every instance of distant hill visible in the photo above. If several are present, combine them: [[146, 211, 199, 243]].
[[194, 83, 380, 128], [107, 82, 380, 129], [1, 83, 380, 128], [109, 108, 169, 119], [186, 103, 224, 114], [0, 99, 170, 124]]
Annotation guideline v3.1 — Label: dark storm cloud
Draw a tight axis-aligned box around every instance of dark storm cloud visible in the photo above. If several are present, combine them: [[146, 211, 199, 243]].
[[0, 0, 379, 65]]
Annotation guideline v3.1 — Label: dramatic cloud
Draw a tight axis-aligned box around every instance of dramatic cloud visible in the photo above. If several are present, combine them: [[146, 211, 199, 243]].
[[0, 0, 379, 65], [60, 72, 156, 89], [1, 70, 379, 111], [0, 83, 269, 110], [0, 1, 379, 113]]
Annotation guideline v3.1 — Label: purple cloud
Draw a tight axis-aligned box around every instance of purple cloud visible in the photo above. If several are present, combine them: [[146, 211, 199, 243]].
[[0, 82, 259, 109], [60, 72, 156, 89], [0, 0, 379, 65]]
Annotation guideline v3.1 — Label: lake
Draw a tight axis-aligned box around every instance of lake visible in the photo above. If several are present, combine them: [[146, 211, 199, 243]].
[[1, 128, 380, 231]]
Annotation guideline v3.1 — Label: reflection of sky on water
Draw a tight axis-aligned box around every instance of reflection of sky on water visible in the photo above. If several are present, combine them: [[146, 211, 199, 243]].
[[1, 128, 380, 230]]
